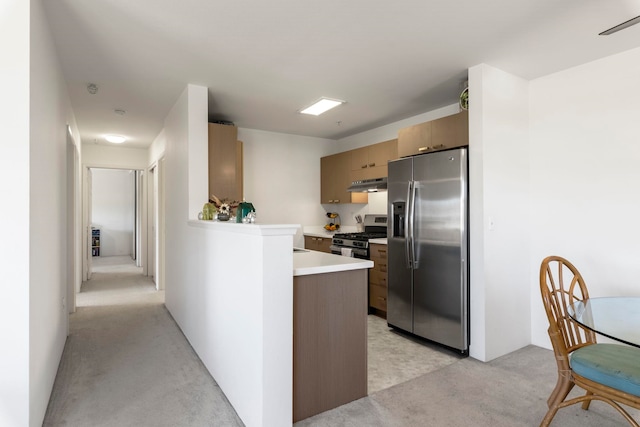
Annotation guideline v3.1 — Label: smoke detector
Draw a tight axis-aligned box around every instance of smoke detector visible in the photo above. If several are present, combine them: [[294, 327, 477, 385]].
[[87, 83, 98, 95]]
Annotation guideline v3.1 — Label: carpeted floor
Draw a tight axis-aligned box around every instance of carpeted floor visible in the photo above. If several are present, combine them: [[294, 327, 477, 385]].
[[297, 345, 640, 426], [43, 257, 243, 427], [44, 256, 640, 426]]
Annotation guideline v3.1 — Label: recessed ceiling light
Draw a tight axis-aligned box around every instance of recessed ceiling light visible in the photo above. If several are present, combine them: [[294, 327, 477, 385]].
[[105, 134, 126, 144], [300, 98, 345, 116]]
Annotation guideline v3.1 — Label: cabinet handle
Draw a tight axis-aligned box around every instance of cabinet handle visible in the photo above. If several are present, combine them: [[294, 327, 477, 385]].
[[418, 146, 431, 152], [312, 237, 317, 241], [361, 164, 368, 169], [377, 296, 386, 302], [334, 200, 339, 203], [368, 163, 375, 167], [433, 144, 445, 149]]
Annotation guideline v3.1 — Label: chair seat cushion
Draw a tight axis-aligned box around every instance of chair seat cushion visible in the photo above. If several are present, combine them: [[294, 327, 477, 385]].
[[571, 343, 640, 397]]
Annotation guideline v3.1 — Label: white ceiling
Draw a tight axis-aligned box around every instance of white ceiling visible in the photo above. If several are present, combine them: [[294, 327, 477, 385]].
[[43, 0, 640, 148]]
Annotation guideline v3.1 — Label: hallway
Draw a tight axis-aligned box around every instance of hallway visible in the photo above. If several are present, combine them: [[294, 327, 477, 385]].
[[43, 256, 243, 426], [43, 256, 463, 426]]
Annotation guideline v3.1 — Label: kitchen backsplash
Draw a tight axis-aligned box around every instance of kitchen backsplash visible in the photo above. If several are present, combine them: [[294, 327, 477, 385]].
[[326, 192, 387, 226]]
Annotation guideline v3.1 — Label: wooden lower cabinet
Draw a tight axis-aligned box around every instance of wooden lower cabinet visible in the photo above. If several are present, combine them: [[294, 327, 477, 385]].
[[293, 269, 368, 422], [369, 243, 388, 316], [304, 235, 332, 253]]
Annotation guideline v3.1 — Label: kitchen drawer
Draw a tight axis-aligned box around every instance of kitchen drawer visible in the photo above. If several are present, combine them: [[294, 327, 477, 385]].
[[371, 258, 387, 273], [370, 244, 388, 260], [304, 235, 332, 253], [369, 283, 387, 312], [369, 269, 387, 287]]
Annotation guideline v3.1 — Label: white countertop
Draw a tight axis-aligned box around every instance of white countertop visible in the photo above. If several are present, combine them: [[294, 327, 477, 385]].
[[293, 249, 373, 276], [369, 238, 387, 245], [302, 225, 359, 238]]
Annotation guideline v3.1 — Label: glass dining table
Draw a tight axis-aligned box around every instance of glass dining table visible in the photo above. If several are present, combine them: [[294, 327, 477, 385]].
[[568, 297, 640, 348]]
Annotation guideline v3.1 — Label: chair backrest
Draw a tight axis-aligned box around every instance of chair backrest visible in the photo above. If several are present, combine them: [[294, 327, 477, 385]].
[[540, 256, 596, 357]]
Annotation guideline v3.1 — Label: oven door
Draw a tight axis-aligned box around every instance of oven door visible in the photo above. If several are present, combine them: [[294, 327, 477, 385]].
[[330, 245, 368, 259]]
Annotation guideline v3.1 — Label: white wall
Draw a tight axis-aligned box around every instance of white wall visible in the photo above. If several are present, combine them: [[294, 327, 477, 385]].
[[163, 85, 295, 427], [1, 2, 80, 424], [529, 46, 640, 347], [91, 169, 135, 257], [82, 144, 149, 170], [0, 2, 31, 425], [239, 128, 336, 247], [468, 64, 532, 361]]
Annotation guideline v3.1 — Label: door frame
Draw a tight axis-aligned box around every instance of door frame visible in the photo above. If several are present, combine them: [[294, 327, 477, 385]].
[[82, 165, 145, 280]]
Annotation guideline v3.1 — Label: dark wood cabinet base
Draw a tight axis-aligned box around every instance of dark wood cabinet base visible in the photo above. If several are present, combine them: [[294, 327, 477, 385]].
[[293, 269, 368, 422]]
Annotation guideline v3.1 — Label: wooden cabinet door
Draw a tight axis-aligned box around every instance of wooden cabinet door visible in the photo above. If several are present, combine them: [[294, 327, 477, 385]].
[[321, 152, 367, 204], [333, 151, 352, 204], [209, 123, 243, 201], [316, 237, 332, 253], [369, 243, 388, 315], [320, 155, 335, 204], [350, 147, 369, 172], [304, 236, 332, 253], [366, 139, 397, 179], [398, 111, 468, 157], [398, 121, 432, 157], [431, 110, 468, 150], [350, 139, 398, 181]]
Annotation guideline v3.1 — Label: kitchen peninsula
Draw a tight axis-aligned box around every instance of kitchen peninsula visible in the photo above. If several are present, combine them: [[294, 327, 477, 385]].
[[293, 249, 373, 421], [186, 220, 372, 426]]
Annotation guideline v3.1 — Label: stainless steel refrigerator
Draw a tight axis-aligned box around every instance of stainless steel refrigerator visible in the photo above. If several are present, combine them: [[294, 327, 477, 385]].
[[387, 147, 469, 353]]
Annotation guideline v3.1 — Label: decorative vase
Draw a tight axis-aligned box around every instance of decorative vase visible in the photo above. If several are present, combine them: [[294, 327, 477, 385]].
[[217, 213, 230, 221]]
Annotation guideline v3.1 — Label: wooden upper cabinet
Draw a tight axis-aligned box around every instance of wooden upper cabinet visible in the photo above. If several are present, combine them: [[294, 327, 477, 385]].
[[398, 110, 468, 157], [350, 139, 398, 181], [431, 110, 468, 150], [321, 152, 367, 204], [398, 121, 432, 158], [208, 123, 243, 202]]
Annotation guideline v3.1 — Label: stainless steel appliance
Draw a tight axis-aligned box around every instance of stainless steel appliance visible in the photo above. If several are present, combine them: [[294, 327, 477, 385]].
[[330, 214, 387, 259], [387, 148, 469, 353]]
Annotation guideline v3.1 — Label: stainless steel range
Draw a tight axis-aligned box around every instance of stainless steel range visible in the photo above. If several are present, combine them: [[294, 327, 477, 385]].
[[330, 214, 387, 259]]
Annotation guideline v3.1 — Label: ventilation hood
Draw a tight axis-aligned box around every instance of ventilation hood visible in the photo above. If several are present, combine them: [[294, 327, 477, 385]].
[[347, 177, 387, 192]]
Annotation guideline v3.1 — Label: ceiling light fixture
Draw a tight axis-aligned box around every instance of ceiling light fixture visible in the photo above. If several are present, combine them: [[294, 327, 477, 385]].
[[599, 15, 640, 35], [104, 134, 126, 144], [300, 98, 345, 116]]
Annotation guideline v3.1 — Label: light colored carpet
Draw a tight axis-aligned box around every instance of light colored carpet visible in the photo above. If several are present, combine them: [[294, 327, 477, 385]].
[[43, 257, 243, 427], [296, 345, 640, 426], [46, 256, 640, 426]]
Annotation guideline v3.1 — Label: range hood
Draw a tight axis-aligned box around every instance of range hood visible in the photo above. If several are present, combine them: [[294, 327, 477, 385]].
[[347, 177, 387, 192]]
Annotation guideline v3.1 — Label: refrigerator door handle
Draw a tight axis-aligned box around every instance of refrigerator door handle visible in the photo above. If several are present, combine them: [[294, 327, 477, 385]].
[[405, 180, 413, 269], [405, 181, 415, 269], [409, 180, 418, 269]]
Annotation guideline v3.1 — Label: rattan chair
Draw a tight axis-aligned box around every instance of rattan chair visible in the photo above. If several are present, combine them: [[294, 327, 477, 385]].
[[539, 255, 640, 426]]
